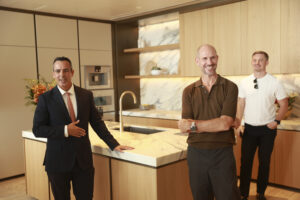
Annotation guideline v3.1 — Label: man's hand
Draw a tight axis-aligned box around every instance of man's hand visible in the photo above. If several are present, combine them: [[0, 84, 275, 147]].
[[267, 121, 278, 130], [67, 120, 86, 137], [114, 145, 134, 152], [232, 118, 241, 129], [178, 119, 193, 133]]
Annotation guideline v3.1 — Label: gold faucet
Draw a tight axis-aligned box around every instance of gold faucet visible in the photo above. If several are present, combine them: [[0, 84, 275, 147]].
[[119, 91, 137, 133]]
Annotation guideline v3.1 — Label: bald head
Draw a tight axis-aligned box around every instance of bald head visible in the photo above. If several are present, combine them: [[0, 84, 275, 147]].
[[196, 44, 217, 58]]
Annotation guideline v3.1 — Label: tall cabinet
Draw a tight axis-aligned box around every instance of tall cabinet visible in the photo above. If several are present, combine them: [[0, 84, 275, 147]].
[[35, 15, 80, 85], [78, 20, 115, 121], [0, 10, 37, 179]]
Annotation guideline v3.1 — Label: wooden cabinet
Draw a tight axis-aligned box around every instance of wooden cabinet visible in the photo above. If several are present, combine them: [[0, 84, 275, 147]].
[[35, 15, 80, 85], [0, 10, 35, 46], [93, 154, 111, 200], [35, 15, 78, 49], [24, 139, 50, 200], [247, 0, 281, 74], [111, 159, 192, 200], [234, 129, 300, 189], [0, 46, 36, 179], [280, 0, 300, 73], [122, 116, 178, 129], [80, 50, 113, 66], [274, 130, 300, 188], [78, 20, 112, 51], [25, 139, 111, 200], [179, 0, 300, 75], [234, 132, 275, 182]]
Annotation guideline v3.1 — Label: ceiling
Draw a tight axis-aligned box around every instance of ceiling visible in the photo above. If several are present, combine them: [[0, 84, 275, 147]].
[[0, 0, 211, 21]]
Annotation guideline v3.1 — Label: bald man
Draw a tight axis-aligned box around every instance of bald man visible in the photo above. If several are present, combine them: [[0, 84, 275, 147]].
[[178, 44, 240, 200]]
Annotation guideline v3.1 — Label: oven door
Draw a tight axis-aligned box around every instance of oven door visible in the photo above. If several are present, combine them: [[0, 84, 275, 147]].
[[92, 89, 115, 112]]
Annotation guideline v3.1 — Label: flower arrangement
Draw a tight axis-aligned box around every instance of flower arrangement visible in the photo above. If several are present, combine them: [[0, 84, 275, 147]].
[[24, 77, 56, 106], [287, 92, 298, 111]]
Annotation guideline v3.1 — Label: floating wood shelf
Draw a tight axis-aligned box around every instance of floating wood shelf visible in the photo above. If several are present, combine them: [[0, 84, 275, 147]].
[[124, 75, 186, 79], [123, 43, 179, 53]]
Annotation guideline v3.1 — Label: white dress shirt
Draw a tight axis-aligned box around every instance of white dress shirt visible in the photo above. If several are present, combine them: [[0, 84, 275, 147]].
[[57, 84, 78, 137]]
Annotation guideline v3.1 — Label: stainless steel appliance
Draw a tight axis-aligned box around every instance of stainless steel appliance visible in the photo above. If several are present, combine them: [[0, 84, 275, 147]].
[[84, 65, 112, 89], [92, 89, 115, 112], [92, 89, 115, 121]]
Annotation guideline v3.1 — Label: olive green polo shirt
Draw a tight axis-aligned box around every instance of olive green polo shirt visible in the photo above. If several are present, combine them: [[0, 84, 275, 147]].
[[181, 75, 238, 149]]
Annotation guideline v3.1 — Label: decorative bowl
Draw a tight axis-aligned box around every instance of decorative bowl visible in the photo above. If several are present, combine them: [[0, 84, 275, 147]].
[[151, 70, 161, 75]]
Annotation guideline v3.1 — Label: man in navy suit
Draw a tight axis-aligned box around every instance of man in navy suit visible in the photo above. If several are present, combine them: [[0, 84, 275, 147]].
[[33, 56, 133, 200]]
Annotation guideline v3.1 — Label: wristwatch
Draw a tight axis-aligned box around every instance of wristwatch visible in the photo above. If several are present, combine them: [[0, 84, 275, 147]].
[[190, 122, 197, 132], [274, 119, 281, 125]]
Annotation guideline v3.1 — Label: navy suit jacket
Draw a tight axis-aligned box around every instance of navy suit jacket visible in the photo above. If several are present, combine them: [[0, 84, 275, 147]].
[[32, 85, 119, 172]]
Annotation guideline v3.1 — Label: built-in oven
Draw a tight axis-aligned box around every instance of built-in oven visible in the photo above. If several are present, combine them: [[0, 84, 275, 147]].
[[84, 65, 112, 89], [92, 89, 115, 121]]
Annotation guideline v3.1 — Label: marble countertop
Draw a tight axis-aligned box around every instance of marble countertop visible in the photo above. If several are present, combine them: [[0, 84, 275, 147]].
[[122, 109, 300, 131], [22, 122, 188, 168]]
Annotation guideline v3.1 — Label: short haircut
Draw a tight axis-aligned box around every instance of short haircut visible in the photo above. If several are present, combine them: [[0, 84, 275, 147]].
[[252, 51, 269, 61], [53, 56, 73, 69]]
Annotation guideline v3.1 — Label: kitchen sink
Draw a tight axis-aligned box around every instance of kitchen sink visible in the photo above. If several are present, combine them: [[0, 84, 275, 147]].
[[112, 126, 165, 134]]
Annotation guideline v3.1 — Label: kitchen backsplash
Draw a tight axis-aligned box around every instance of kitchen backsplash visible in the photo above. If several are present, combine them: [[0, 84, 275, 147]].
[[140, 74, 300, 118], [138, 15, 179, 75]]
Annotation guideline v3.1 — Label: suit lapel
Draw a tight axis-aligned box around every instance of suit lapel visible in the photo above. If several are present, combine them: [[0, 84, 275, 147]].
[[74, 85, 82, 121], [52, 86, 71, 122]]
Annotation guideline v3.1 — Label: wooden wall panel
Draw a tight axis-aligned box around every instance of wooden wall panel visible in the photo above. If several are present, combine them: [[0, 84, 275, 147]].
[[280, 0, 300, 73], [0, 46, 36, 179], [247, 0, 281, 74], [0, 10, 35, 46], [179, 1, 245, 76], [212, 3, 242, 75], [180, 0, 300, 75]]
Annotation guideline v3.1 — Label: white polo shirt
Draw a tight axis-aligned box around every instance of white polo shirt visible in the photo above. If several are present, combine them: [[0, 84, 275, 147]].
[[238, 73, 287, 126]]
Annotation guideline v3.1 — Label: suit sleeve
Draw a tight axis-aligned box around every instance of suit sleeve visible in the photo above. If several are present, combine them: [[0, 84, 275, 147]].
[[88, 92, 119, 150], [32, 94, 65, 139]]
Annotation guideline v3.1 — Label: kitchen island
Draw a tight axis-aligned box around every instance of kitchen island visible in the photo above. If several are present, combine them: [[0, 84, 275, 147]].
[[22, 122, 193, 200], [121, 109, 300, 190]]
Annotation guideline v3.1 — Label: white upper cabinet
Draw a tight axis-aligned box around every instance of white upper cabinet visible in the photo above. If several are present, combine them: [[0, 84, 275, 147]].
[[78, 20, 112, 51], [0, 10, 35, 46], [35, 15, 78, 49]]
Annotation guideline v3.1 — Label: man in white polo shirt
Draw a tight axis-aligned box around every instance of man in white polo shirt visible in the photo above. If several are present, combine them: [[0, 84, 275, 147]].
[[235, 51, 288, 200]]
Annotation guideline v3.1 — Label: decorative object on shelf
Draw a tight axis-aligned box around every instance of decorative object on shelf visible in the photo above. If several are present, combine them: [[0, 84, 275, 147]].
[[151, 65, 162, 75], [275, 92, 298, 119], [139, 104, 155, 110], [24, 77, 56, 106]]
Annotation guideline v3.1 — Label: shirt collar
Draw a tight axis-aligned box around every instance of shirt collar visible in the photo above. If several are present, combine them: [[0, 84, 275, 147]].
[[57, 84, 75, 96], [194, 74, 225, 87]]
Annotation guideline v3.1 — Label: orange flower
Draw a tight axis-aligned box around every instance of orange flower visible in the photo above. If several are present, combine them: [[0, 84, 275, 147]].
[[25, 77, 56, 106]]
